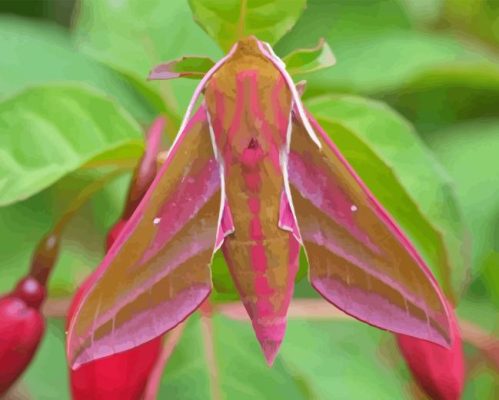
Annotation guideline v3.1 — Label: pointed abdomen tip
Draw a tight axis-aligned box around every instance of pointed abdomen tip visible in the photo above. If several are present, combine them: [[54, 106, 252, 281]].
[[260, 339, 282, 366]]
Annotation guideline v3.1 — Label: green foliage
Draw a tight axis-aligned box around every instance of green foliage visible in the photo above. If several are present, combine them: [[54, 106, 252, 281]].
[[188, 0, 306, 51], [0, 84, 143, 206], [283, 39, 336, 76], [159, 316, 409, 400], [0, 15, 154, 122], [385, 63, 499, 133], [428, 120, 499, 287]]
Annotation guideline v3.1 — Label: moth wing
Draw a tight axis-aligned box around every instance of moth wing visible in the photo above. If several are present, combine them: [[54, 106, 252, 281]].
[[68, 106, 222, 368], [286, 111, 451, 347]]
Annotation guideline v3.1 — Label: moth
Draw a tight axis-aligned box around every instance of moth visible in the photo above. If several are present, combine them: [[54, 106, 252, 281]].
[[67, 37, 451, 368]]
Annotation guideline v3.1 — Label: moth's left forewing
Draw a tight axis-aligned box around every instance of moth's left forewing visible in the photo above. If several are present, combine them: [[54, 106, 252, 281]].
[[68, 106, 222, 368], [286, 112, 452, 346]]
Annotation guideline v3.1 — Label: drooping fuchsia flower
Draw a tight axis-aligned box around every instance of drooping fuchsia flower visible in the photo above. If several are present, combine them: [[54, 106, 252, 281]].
[[397, 302, 464, 400], [0, 277, 46, 395], [69, 117, 165, 400], [67, 37, 453, 369]]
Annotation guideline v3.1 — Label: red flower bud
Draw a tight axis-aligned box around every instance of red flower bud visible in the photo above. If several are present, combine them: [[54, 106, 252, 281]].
[[396, 306, 464, 400], [0, 277, 46, 396], [105, 219, 127, 251]]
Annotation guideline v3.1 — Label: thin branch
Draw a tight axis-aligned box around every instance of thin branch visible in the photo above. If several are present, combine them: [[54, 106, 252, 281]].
[[142, 323, 186, 400], [459, 319, 499, 370], [42, 297, 72, 318], [216, 298, 349, 321], [200, 308, 222, 400]]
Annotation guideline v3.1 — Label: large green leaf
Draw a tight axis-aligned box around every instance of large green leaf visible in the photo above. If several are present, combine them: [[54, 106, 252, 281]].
[[281, 319, 409, 399], [463, 366, 499, 400], [73, 0, 222, 134], [306, 95, 469, 299], [0, 15, 153, 122], [305, 30, 495, 96], [158, 314, 414, 399], [188, 0, 306, 51], [159, 315, 309, 399], [385, 63, 499, 134], [444, 0, 499, 48], [400, 0, 444, 26], [427, 120, 499, 297], [275, 0, 411, 55], [0, 84, 143, 206]]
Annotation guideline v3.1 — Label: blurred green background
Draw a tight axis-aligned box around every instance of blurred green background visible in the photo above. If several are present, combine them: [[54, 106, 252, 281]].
[[0, 0, 498, 399]]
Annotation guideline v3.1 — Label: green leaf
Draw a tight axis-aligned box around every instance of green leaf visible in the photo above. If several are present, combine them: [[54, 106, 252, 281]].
[[159, 314, 412, 399], [275, 0, 411, 55], [427, 120, 499, 279], [275, 1, 496, 97], [306, 94, 469, 299], [0, 84, 144, 206], [283, 39, 336, 75], [188, 0, 307, 51], [158, 316, 211, 398], [306, 30, 495, 96], [0, 15, 154, 123], [281, 319, 409, 399], [444, 0, 499, 48], [463, 366, 499, 400], [385, 63, 499, 133], [399, 0, 444, 26], [149, 56, 215, 81], [159, 315, 308, 399], [73, 0, 223, 134]]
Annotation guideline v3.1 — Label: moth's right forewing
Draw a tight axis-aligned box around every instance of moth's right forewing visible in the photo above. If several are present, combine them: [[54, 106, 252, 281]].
[[68, 106, 222, 368], [286, 111, 452, 347]]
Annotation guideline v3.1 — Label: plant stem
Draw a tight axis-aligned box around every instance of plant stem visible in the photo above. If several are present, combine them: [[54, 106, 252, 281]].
[[200, 308, 221, 400]]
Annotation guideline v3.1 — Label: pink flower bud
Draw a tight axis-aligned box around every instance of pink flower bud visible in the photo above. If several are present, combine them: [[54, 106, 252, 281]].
[[0, 277, 46, 396], [396, 306, 464, 400]]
